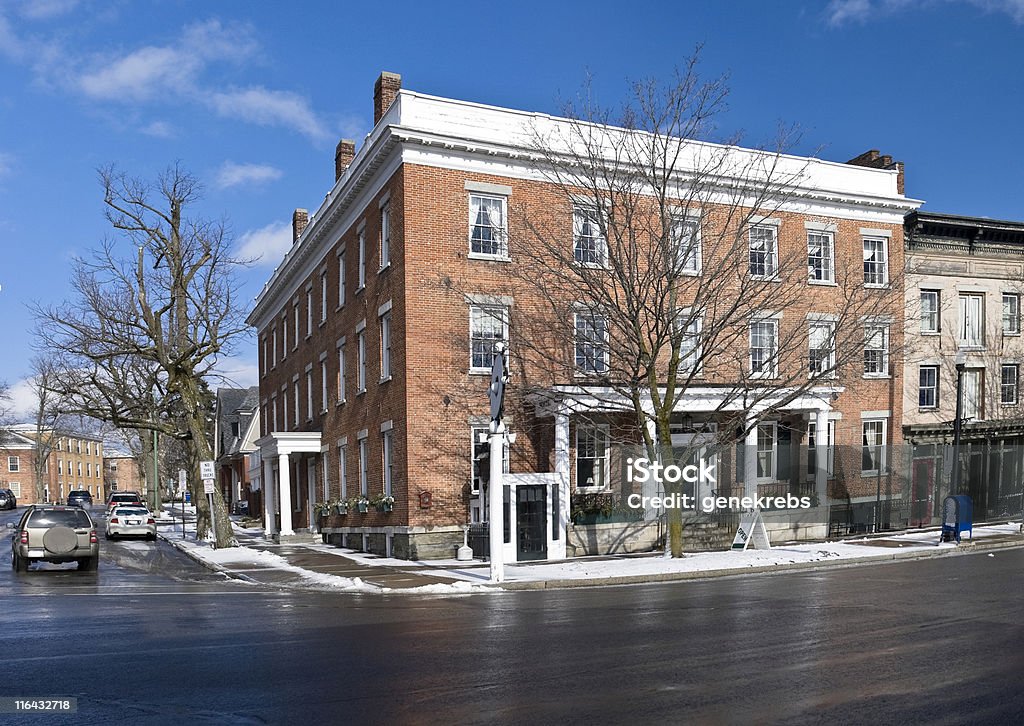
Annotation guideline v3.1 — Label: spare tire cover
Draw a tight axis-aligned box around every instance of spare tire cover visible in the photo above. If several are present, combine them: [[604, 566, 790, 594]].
[[43, 526, 79, 554]]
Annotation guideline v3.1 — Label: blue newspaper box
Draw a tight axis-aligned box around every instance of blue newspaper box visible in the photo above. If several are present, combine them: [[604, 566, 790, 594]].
[[940, 495, 972, 543]]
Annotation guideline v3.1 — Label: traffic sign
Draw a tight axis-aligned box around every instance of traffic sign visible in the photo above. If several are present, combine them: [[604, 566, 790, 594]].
[[200, 460, 215, 480], [178, 469, 187, 492], [203, 479, 215, 495]]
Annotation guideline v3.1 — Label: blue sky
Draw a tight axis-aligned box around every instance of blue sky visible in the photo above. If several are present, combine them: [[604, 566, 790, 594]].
[[1, 0, 1023, 416]]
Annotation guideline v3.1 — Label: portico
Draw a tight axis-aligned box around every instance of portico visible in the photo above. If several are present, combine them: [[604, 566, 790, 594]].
[[255, 431, 323, 539]]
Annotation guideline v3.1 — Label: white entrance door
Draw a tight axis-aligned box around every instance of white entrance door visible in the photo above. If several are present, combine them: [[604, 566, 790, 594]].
[[670, 430, 718, 505]]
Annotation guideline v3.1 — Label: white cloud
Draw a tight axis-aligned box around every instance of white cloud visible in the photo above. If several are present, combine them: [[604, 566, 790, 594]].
[[826, 0, 1024, 26], [208, 87, 331, 142], [16, 0, 80, 21], [0, 151, 13, 178], [7, 376, 36, 421], [215, 161, 283, 190], [79, 45, 200, 101], [140, 120, 175, 138], [0, 15, 334, 141], [236, 220, 292, 267], [214, 357, 260, 388]]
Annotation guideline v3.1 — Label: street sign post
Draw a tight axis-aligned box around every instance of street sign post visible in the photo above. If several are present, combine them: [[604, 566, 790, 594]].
[[488, 343, 508, 583], [199, 461, 218, 548]]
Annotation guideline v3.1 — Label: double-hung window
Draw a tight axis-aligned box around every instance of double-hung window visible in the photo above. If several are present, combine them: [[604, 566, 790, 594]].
[[807, 420, 835, 478], [380, 203, 391, 269], [807, 231, 834, 283], [920, 290, 940, 334], [1001, 364, 1019, 405], [673, 216, 701, 274], [358, 435, 368, 496], [306, 370, 313, 420], [337, 343, 346, 403], [357, 227, 366, 290], [8, 456, 18, 473], [749, 225, 777, 278], [575, 309, 609, 375], [320, 273, 328, 324], [470, 305, 508, 372], [356, 325, 367, 393], [573, 206, 606, 266], [338, 251, 346, 307], [379, 310, 392, 381], [919, 365, 939, 409], [749, 319, 778, 378], [861, 420, 886, 475], [863, 324, 889, 376], [756, 423, 777, 481], [959, 294, 984, 347], [1003, 293, 1020, 335], [469, 194, 507, 258], [676, 311, 702, 374], [863, 237, 888, 286], [306, 290, 313, 337], [808, 321, 836, 377], [576, 425, 609, 490], [320, 359, 328, 412], [338, 444, 348, 499], [382, 429, 393, 496]]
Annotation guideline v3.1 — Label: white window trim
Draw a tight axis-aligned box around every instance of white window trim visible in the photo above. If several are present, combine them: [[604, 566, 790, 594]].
[[573, 204, 608, 269], [755, 421, 777, 482], [749, 318, 779, 379], [749, 223, 779, 280], [379, 310, 392, 382], [918, 365, 939, 410], [672, 213, 702, 276], [920, 289, 941, 335], [1001, 363, 1019, 405], [575, 424, 610, 492], [469, 304, 509, 374], [862, 235, 889, 288], [861, 418, 887, 476], [357, 223, 367, 291], [808, 321, 836, 379], [574, 308, 610, 376], [863, 323, 891, 378], [1003, 292, 1021, 336], [807, 229, 835, 284], [468, 192, 510, 260]]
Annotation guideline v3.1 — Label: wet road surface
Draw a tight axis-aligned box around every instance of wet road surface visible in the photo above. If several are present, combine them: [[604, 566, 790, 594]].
[[2, 507, 1023, 724]]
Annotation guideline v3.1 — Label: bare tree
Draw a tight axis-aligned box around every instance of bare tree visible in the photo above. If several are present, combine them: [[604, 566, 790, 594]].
[[35, 164, 250, 546], [480, 53, 903, 556], [25, 355, 72, 504]]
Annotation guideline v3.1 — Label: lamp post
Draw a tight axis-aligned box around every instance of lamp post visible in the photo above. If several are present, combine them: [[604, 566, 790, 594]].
[[951, 350, 967, 495]]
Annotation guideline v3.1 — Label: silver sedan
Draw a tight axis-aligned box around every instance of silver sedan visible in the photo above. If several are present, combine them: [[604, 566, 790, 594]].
[[105, 506, 157, 541]]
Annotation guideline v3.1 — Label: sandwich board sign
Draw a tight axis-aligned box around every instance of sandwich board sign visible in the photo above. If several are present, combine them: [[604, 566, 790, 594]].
[[731, 509, 771, 551]]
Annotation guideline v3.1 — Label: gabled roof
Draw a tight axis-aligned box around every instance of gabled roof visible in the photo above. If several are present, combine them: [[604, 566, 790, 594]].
[[0, 429, 38, 449], [215, 386, 260, 459]]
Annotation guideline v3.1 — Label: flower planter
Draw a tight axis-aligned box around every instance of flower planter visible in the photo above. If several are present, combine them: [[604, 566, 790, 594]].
[[335, 504, 348, 516], [356, 501, 369, 513], [380, 503, 394, 513]]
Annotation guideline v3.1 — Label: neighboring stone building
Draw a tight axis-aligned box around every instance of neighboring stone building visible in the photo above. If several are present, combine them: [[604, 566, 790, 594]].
[[903, 210, 1024, 523], [214, 386, 262, 517], [246, 72, 920, 559]]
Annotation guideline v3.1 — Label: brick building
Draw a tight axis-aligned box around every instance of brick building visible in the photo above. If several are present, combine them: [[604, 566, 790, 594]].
[[4, 425, 105, 504], [103, 453, 144, 501], [247, 73, 920, 559]]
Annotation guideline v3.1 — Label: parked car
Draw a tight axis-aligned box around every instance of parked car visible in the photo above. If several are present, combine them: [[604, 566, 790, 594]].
[[9, 505, 99, 572], [67, 490, 93, 508], [0, 489, 16, 510], [105, 506, 157, 541], [106, 492, 145, 513]]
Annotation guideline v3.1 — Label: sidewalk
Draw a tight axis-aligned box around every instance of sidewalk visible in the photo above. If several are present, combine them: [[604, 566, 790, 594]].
[[159, 513, 1024, 594]]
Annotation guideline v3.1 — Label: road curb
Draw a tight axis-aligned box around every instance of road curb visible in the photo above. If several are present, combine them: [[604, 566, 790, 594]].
[[495, 537, 1024, 591], [157, 532, 257, 584]]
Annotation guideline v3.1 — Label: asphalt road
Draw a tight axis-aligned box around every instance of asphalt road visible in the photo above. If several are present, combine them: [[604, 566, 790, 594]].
[[2, 506, 1023, 725]]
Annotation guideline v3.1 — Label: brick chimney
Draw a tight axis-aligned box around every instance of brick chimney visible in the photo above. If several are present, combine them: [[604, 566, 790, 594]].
[[373, 71, 402, 125], [334, 138, 356, 182], [846, 149, 905, 195], [292, 208, 309, 245]]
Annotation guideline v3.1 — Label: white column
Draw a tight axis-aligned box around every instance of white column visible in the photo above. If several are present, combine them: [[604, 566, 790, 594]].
[[307, 459, 316, 530], [262, 454, 276, 538], [744, 411, 758, 501], [278, 453, 294, 536], [554, 409, 570, 549], [815, 408, 829, 509]]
